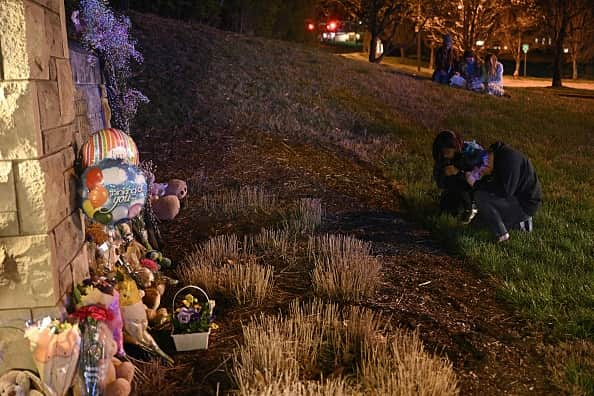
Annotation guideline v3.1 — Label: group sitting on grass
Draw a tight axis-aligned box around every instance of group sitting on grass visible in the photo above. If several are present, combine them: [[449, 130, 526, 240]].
[[432, 130, 542, 242], [433, 35, 505, 96]]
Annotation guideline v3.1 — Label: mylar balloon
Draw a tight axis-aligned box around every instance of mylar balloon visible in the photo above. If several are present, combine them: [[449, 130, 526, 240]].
[[81, 128, 140, 168], [81, 159, 147, 225]]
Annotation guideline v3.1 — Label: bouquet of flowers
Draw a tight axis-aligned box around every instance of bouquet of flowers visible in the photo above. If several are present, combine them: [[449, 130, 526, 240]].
[[71, 305, 113, 396], [24, 317, 81, 396], [73, 277, 125, 356], [172, 293, 216, 334]]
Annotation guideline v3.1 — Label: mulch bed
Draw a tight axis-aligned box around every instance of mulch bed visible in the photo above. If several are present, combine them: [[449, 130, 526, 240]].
[[134, 127, 554, 395]]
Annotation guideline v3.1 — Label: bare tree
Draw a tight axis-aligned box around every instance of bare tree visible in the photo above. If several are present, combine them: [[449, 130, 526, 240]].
[[536, 0, 591, 87], [566, 4, 594, 79], [499, 0, 538, 78], [409, 1, 450, 71], [450, 0, 501, 52]]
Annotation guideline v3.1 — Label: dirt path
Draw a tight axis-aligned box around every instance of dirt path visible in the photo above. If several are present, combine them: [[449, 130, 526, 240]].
[[136, 127, 554, 395]]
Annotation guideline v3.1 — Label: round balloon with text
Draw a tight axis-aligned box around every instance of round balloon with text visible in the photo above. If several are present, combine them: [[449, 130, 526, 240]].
[[81, 158, 147, 226]]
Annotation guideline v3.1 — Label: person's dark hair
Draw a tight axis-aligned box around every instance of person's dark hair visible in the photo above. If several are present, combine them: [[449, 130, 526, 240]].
[[463, 49, 474, 59], [432, 130, 463, 161]]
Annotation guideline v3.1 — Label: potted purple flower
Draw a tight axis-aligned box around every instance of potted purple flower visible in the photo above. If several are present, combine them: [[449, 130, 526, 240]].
[[171, 286, 216, 351]]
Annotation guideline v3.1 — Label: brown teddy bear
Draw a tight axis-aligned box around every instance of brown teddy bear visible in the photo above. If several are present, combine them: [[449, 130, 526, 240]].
[[102, 323, 135, 396], [150, 179, 187, 221]]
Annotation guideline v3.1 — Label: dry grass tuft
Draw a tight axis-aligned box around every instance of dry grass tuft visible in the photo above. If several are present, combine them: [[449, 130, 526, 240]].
[[232, 299, 458, 396], [134, 360, 185, 395], [177, 235, 273, 305], [360, 329, 459, 395], [200, 186, 278, 216], [308, 234, 381, 302], [282, 198, 323, 235], [242, 376, 356, 396], [252, 228, 298, 263]]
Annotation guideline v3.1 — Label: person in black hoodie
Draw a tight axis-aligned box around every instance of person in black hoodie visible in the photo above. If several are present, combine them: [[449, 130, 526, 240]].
[[432, 130, 486, 223], [467, 142, 542, 242]]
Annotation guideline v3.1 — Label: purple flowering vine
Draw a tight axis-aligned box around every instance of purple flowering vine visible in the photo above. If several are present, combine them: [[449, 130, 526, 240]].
[[74, 0, 148, 134]]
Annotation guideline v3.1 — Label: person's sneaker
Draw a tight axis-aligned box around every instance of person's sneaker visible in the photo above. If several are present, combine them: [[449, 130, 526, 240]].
[[497, 232, 510, 243], [519, 217, 533, 232], [461, 203, 478, 224]]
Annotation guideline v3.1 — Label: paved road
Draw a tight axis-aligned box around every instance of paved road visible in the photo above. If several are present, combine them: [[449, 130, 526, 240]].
[[341, 52, 594, 91]]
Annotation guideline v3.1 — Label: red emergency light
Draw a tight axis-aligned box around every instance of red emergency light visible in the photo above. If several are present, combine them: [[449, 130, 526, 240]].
[[326, 21, 337, 31], [307, 23, 315, 31]]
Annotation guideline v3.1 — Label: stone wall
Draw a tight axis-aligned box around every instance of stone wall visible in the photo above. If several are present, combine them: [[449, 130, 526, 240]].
[[0, 0, 89, 372]]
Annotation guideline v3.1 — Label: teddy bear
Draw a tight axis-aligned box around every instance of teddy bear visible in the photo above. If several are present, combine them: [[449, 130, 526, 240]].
[[164, 179, 188, 201], [101, 323, 135, 396], [0, 371, 44, 396], [149, 179, 187, 221]]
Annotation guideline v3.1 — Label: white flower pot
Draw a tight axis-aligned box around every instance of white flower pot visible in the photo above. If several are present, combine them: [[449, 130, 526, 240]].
[[172, 330, 210, 351]]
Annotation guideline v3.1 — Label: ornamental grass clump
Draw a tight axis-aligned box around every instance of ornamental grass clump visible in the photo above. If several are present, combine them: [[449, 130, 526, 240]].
[[252, 228, 298, 263], [282, 198, 323, 235], [200, 186, 278, 216], [308, 234, 381, 302], [232, 300, 458, 396], [177, 235, 273, 306]]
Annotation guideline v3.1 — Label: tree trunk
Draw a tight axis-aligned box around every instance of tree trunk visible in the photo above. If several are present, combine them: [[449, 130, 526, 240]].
[[369, 34, 380, 62], [416, 30, 422, 72], [429, 44, 435, 70], [513, 54, 521, 78], [572, 56, 578, 79], [552, 25, 567, 87], [400, 47, 405, 58]]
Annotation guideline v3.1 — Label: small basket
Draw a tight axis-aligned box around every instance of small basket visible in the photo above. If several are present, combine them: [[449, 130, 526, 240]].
[[171, 285, 215, 351]]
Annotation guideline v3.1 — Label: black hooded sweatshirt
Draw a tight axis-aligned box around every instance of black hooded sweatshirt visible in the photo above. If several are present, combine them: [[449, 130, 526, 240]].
[[481, 142, 542, 216]]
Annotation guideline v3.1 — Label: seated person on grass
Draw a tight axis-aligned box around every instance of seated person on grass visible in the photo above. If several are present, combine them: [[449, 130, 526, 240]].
[[460, 50, 484, 92], [465, 142, 542, 242], [482, 53, 505, 96], [432, 130, 487, 223], [433, 35, 458, 84]]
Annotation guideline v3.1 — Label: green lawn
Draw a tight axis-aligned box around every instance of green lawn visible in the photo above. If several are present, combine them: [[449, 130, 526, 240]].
[[381, 86, 594, 339]]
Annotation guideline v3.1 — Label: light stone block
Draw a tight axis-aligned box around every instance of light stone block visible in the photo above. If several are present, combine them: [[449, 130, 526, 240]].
[[44, 8, 63, 58], [70, 246, 89, 285], [0, 235, 55, 310], [15, 152, 70, 234], [0, 81, 42, 160], [56, 58, 75, 124], [31, 0, 61, 14], [0, 212, 19, 236], [0, 1, 27, 80], [51, 211, 84, 272], [24, 0, 50, 80], [58, 262, 72, 300], [42, 124, 73, 155], [37, 80, 61, 131], [0, 309, 36, 374], [31, 305, 64, 321], [0, 162, 16, 212]]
